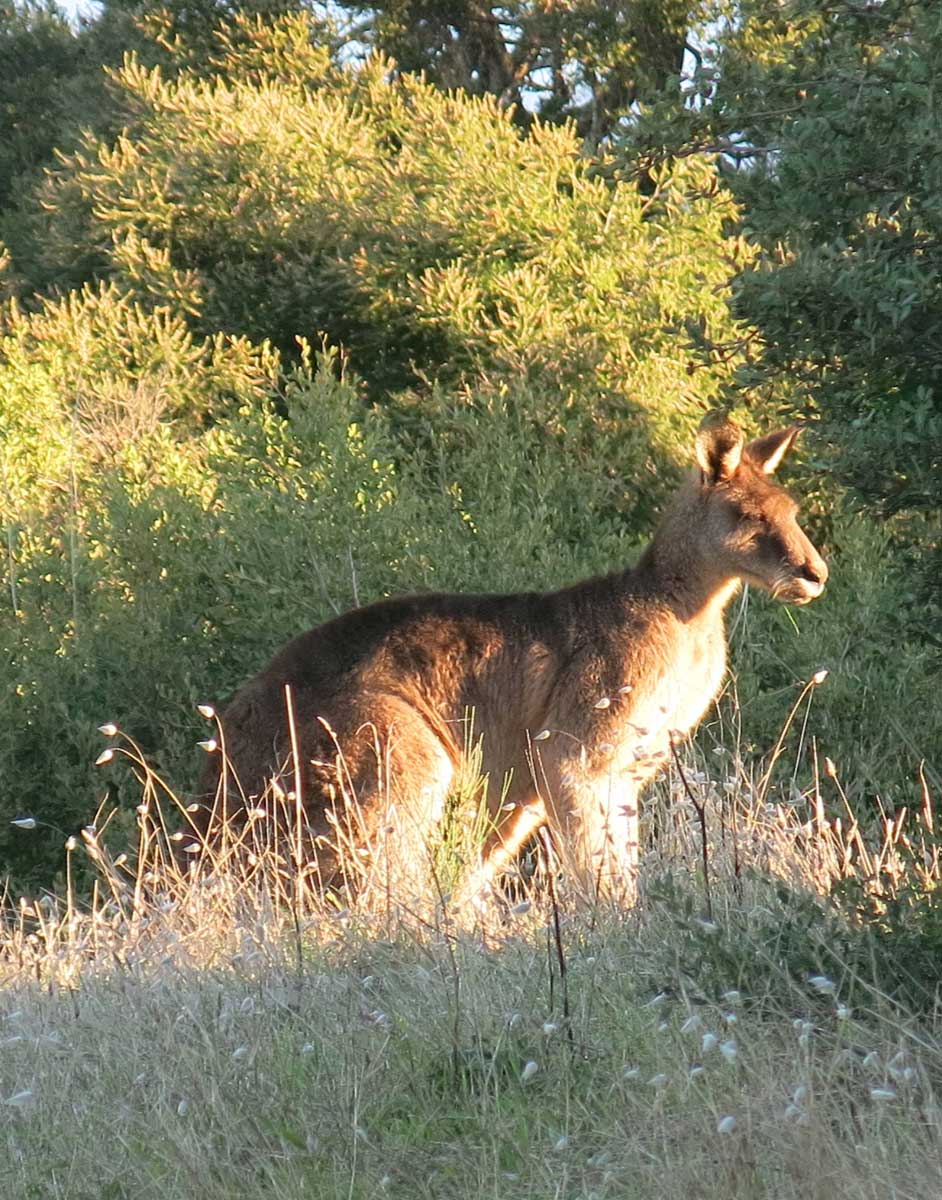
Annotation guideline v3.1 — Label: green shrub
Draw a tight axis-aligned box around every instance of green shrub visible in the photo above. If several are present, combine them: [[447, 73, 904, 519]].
[[34, 16, 748, 473]]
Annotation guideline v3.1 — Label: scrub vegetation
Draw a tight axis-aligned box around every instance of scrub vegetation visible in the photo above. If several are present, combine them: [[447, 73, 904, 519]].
[[1, 3, 940, 1196]]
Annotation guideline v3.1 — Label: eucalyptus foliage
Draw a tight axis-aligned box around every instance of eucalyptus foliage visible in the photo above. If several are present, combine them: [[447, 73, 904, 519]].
[[720, 1, 942, 521], [35, 17, 746, 441]]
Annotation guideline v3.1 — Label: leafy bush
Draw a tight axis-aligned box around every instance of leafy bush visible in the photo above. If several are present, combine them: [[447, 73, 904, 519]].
[[34, 16, 748, 475], [2, 10, 939, 899], [0, 281, 643, 888]]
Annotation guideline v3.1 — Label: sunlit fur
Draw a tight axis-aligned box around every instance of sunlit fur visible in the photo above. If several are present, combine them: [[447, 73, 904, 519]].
[[195, 412, 827, 902]]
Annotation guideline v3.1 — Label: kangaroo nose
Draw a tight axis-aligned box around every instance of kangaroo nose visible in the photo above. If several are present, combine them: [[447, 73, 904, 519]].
[[801, 558, 828, 587]]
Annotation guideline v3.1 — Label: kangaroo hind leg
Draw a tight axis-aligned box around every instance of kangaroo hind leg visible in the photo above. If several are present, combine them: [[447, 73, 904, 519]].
[[325, 696, 456, 902]]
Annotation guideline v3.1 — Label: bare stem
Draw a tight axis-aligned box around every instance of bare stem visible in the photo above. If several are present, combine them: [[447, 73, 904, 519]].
[[670, 738, 713, 922]]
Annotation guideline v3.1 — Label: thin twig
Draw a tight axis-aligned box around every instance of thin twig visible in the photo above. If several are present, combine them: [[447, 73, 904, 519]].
[[540, 828, 573, 1052], [670, 737, 713, 922]]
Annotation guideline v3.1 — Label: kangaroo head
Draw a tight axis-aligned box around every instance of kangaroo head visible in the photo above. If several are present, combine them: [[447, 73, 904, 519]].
[[694, 411, 828, 605]]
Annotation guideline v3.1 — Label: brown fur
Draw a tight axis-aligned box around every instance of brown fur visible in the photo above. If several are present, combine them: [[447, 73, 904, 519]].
[[195, 412, 827, 900]]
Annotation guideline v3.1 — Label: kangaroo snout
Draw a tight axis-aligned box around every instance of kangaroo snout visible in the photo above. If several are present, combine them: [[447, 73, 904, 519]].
[[791, 552, 828, 603]]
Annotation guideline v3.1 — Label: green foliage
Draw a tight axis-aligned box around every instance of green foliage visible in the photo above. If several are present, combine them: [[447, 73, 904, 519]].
[[0, 1, 80, 211], [623, 0, 942, 653], [834, 871, 942, 1014], [727, 511, 937, 808], [704, 1, 942, 637], [721, 2, 942, 482], [1, 5, 939, 902], [0, 278, 645, 887], [32, 23, 747, 455]]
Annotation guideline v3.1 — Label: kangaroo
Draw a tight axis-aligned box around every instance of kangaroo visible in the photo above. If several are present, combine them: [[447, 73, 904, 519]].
[[195, 411, 827, 902]]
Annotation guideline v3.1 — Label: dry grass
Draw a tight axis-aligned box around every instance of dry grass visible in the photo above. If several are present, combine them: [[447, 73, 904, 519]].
[[2, 693, 941, 1200]]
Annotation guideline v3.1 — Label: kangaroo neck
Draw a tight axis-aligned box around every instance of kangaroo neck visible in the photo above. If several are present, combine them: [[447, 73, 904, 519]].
[[632, 484, 741, 625]]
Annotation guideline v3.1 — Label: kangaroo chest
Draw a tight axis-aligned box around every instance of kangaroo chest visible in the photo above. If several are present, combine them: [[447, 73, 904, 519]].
[[594, 614, 728, 782]]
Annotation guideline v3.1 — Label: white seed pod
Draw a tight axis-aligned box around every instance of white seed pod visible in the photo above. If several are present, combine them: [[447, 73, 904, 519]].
[[720, 1040, 738, 1062]]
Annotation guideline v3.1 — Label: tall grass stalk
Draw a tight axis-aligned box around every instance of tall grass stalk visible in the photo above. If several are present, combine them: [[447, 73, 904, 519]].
[[1, 691, 940, 1198]]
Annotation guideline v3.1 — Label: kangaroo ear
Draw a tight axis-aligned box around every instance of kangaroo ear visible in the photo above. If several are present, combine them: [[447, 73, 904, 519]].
[[695, 411, 744, 483], [745, 425, 802, 475]]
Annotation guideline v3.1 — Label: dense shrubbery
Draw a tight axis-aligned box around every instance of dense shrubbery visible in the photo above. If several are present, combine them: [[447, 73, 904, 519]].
[[34, 24, 744, 480], [0, 7, 938, 891]]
